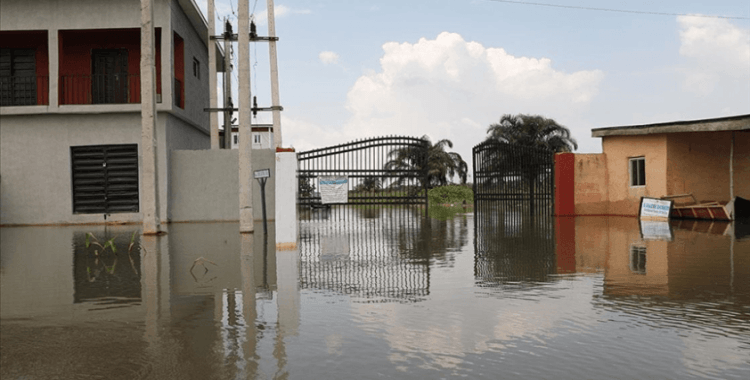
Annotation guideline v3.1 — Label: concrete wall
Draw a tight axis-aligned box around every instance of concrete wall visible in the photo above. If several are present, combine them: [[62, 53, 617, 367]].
[[574, 154, 609, 215], [602, 134, 668, 216], [667, 131, 749, 202], [169, 149, 276, 222], [0, 113, 148, 225], [169, 0, 210, 129]]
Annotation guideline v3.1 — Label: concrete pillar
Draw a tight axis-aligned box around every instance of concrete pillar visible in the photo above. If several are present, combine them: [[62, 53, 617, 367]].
[[238, 0, 254, 232], [48, 29, 59, 108], [223, 20, 233, 150], [141, 0, 162, 234], [266, 0, 282, 148], [275, 151, 297, 249], [208, 0, 219, 149]]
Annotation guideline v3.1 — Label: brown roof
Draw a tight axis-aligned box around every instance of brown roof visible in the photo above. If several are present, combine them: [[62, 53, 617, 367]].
[[591, 114, 750, 137]]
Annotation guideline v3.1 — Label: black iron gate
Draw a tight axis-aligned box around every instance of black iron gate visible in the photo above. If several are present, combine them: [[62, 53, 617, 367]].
[[472, 141, 554, 226], [297, 136, 429, 207]]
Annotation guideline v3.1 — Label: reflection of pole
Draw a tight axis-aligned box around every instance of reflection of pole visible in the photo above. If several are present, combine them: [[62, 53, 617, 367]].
[[240, 232, 258, 376]]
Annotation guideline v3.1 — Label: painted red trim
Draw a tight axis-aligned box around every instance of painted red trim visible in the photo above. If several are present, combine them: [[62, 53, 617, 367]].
[[276, 147, 295, 152], [173, 32, 184, 108], [554, 153, 575, 216]]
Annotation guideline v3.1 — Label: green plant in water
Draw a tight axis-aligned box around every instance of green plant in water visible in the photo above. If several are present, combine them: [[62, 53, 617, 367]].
[[84, 231, 140, 282]]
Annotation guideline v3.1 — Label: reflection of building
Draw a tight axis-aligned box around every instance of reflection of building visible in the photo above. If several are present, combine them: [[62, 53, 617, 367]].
[[0, 0, 225, 225], [556, 115, 749, 217], [561, 217, 749, 300]]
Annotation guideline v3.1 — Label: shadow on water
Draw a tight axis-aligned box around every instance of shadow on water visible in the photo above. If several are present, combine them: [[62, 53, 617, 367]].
[[298, 204, 470, 303]]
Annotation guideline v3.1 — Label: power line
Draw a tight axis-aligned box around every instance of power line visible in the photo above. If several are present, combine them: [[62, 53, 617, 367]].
[[486, 0, 750, 20]]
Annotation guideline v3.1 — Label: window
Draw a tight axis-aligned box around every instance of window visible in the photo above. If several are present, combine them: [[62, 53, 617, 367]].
[[71, 144, 139, 214], [629, 157, 645, 187], [0, 48, 37, 106], [253, 134, 261, 144], [233, 134, 238, 144], [193, 58, 200, 79], [630, 245, 646, 274]]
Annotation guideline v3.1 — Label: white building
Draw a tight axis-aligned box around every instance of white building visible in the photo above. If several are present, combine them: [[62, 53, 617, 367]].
[[0, 0, 224, 225]]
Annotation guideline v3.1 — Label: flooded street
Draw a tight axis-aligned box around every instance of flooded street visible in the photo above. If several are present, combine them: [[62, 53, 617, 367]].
[[1, 209, 749, 379]]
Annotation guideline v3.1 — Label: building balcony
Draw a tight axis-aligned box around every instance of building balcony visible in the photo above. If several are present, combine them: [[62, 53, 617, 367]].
[[0, 75, 49, 106], [60, 74, 147, 105]]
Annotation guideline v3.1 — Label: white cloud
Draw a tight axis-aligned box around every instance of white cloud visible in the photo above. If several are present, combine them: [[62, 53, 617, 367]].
[[319, 51, 340, 65], [677, 15, 750, 95], [323, 32, 604, 173]]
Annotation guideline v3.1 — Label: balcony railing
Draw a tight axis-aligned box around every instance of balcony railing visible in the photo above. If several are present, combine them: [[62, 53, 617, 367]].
[[61, 74, 145, 105], [0, 75, 49, 106]]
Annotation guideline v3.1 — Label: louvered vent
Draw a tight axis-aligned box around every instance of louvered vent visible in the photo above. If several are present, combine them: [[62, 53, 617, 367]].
[[71, 144, 139, 214]]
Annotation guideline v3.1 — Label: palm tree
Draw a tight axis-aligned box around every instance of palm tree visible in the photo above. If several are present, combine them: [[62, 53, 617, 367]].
[[385, 135, 468, 190], [485, 114, 577, 152]]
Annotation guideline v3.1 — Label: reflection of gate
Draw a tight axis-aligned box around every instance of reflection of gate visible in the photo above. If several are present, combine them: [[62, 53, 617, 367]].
[[472, 142, 554, 216], [297, 136, 429, 207]]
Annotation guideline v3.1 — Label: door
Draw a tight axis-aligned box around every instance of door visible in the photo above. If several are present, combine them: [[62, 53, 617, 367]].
[[91, 49, 128, 104]]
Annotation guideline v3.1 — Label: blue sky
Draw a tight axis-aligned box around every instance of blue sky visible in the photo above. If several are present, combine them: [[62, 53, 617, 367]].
[[198, 0, 749, 177]]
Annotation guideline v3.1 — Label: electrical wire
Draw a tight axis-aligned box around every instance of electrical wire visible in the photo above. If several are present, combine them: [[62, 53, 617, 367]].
[[485, 0, 749, 20]]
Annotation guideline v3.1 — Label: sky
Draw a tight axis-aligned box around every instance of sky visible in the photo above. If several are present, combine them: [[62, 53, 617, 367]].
[[197, 0, 750, 180]]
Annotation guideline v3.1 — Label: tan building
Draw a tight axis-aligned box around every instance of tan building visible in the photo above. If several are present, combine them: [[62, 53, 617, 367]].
[[555, 114, 750, 217]]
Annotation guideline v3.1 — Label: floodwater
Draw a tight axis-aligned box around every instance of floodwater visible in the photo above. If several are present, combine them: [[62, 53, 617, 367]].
[[1, 207, 749, 379]]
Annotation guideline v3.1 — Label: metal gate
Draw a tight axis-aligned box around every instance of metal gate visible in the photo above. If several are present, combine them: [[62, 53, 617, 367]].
[[472, 141, 555, 280], [472, 141, 554, 228], [297, 136, 429, 207]]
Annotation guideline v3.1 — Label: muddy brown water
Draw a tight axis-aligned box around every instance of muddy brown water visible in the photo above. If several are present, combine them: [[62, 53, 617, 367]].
[[1, 208, 748, 379]]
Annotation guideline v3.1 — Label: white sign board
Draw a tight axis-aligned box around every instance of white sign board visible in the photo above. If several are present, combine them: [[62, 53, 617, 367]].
[[319, 176, 348, 204], [254, 169, 271, 179], [639, 197, 672, 221]]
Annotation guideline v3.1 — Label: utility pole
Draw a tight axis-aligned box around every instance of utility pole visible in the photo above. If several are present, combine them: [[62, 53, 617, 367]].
[[223, 18, 233, 149], [238, 0, 254, 232], [266, 0, 282, 148], [208, 0, 219, 149], [140, 0, 161, 234]]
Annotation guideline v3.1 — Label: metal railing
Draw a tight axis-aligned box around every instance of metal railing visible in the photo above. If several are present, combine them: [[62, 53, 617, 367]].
[[0, 75, 49, 106], [60, 74, 143, 105]]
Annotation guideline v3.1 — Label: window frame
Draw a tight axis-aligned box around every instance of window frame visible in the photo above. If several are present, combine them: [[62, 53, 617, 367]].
[[629, 156, 646, 187], [193, 57, 200, 79]]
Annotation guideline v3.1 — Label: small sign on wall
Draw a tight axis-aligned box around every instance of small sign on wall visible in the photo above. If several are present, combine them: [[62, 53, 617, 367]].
[[639, 197, 673, 221], [319, 176, 348, 204]]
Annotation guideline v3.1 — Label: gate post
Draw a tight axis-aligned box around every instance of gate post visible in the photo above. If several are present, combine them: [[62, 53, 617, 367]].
[[276, 148, 298, 250]]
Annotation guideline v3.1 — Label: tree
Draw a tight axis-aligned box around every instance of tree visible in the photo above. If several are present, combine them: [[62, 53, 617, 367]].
[[385, 135, 468, 190], [485, 114, 577, 152]]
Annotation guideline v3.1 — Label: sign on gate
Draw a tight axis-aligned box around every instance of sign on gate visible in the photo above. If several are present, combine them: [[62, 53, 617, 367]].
[[319, 176, 348, 204]]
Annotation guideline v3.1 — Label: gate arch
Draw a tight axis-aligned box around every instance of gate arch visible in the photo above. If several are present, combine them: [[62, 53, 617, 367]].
[[297, 136, 429, 207]]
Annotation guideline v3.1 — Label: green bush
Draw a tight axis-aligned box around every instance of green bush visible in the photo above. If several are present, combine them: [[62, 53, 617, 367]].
[[428, 185, 473, 205]]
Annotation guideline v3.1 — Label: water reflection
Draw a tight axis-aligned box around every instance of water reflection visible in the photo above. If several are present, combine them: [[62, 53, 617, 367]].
[[474, 202, 556, 284], [1, 213, 748, 379], [298, 205, 470, 303]]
